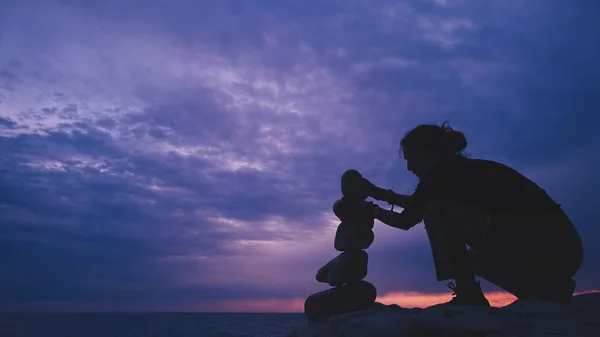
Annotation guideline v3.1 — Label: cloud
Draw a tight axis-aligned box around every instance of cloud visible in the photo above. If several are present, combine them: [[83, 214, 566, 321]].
[[1, 0, 599, 311]]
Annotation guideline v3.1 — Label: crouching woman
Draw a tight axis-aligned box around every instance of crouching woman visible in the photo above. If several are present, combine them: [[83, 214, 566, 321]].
[[366, 123, 584, 306]]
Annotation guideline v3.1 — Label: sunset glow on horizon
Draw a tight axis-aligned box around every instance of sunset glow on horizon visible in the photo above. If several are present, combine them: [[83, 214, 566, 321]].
[[193, 289, 600, 313]]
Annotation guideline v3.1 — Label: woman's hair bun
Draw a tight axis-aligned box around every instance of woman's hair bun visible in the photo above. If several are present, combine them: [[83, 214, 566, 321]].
[[401, 121, 468, 155], [439, 121, 467, 153], [446, 130, 467, 152]]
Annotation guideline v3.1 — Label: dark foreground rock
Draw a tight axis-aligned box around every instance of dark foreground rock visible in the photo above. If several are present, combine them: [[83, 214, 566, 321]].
[[332, 198, 375, 225], [304, 281, 377, 322], [340, 169, 370, 200], [315, 251, 368, 286], [289, 292, 600, 337], [334, 222, 374, 251]]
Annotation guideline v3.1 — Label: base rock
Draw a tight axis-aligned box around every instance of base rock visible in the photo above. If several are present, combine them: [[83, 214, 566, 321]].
[[304, 280, 377, 322], [290, 292, 600, 337]]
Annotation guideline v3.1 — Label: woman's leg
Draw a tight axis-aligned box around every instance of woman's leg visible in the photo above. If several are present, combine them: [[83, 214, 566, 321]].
[[424, 201, 583, 303], [423, 201, 496, 283], [422, 202, 490, 306], [422, 202, 471, 282], [471, 208, 582, 302], [469, 249, 578, 303]]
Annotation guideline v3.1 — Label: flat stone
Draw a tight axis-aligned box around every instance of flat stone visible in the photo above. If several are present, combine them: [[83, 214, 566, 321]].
[[334, 222, 374, 251], [316, 251, 368, 286], [328, 251, 368, 286], [315, 259, 333, 283], [332, 198, 350, 221], [304, 280, 377, 322], [332, 198, 375, 225]]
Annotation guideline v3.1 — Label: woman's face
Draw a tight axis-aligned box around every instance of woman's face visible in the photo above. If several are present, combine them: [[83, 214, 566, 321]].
[[401, 145, 436, 178]]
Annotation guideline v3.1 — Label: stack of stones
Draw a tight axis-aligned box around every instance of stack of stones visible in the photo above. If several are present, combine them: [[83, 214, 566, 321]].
[[304, 169, 378, 322]]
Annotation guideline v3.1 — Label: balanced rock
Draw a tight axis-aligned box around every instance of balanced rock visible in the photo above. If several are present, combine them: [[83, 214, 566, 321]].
[[332, 198, 350, 221], [332, 198, 375, 224], [334, 222, 374, 251], [304, 280, 378, 322], [316, 251, 368, 286], [341, 169, 371, 200]]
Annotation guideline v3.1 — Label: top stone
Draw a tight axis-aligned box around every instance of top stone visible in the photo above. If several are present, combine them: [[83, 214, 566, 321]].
[[341, 169, 369, 200]]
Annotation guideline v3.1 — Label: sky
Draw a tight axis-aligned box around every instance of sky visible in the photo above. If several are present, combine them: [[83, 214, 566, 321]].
[[1, 0, 599, 312]]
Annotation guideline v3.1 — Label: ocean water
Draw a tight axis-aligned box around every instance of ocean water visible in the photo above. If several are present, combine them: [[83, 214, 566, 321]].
[[0, 312, 308, 337]]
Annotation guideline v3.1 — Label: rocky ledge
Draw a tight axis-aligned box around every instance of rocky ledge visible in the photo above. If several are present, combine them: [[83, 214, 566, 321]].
[[286, 292, 600, 337]]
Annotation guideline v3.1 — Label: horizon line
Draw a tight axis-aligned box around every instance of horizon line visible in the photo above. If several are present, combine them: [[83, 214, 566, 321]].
[[3, 289, 598, 314]]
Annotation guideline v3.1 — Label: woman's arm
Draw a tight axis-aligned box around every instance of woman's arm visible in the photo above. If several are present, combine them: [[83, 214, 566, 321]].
[[388, 193, 414, 209], [368, 185, 414, 209], [373, 206, 422, 230]]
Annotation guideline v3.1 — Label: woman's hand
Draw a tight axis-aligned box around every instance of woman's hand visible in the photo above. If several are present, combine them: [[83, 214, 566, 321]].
[[373, 206, 422, 231], [365, 183, 414, 209], [356, 199, 379, 219], [368, 186, 397, 203]]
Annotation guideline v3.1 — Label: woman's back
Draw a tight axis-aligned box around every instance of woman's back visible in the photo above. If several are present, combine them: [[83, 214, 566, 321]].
[[390, 122, 583, 304], [417, 156, 562, 216], [418, 156, 582, 264]]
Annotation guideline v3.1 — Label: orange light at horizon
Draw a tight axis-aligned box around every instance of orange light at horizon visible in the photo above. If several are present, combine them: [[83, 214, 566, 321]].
[[376, 291, 517, 308], [221, 289, 600, 313]]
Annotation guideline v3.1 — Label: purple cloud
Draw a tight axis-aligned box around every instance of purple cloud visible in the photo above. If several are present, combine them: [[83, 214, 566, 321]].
[[1, 0, 599, 311]]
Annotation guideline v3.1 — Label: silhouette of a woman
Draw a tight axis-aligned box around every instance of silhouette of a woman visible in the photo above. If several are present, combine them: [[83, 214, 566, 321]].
[[363, 122, 583, 306]]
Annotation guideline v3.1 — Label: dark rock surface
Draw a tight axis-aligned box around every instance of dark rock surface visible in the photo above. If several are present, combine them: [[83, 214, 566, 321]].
[[303, 280, 378, 322], [289, 292, 600, 337], [340, 169, 369, 200], [334, 222, 374, 251], [315, 251, 369, 286], [332, 198, 375, 225]]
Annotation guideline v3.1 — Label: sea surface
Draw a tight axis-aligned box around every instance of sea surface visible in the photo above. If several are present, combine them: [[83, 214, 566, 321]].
[[0, 312, 308, 337]]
